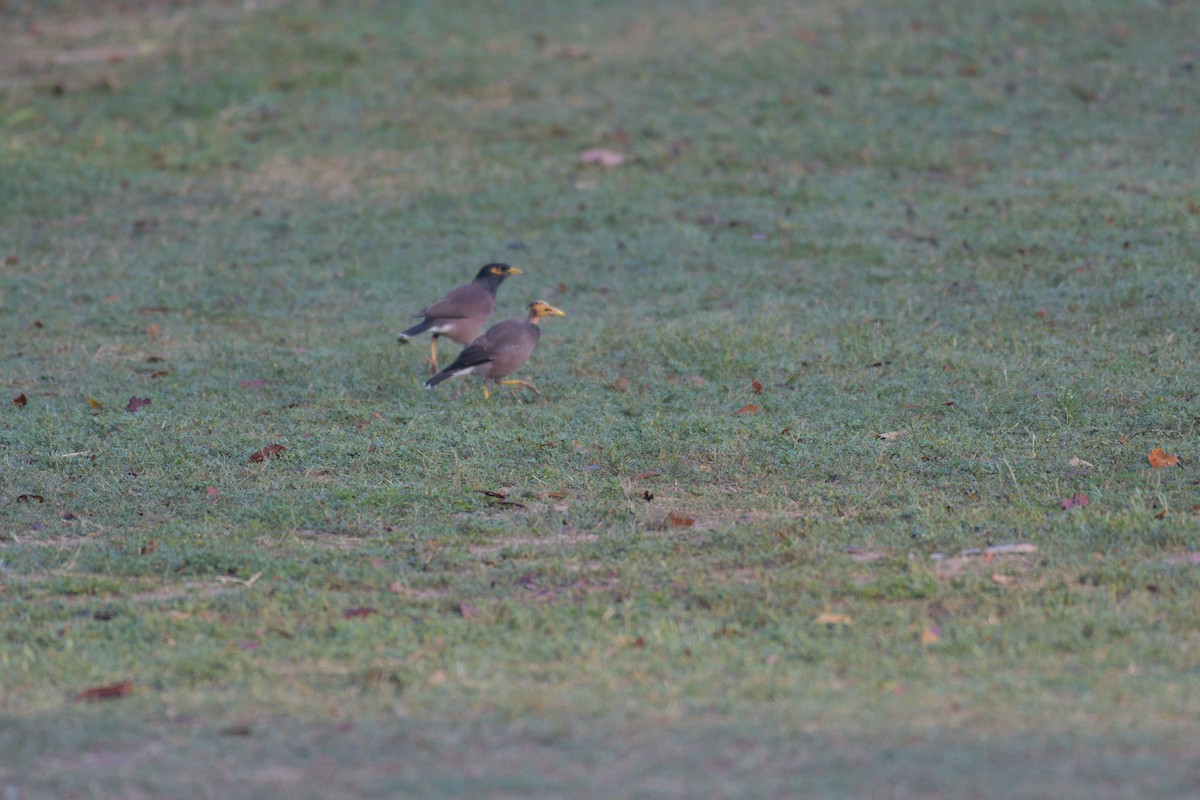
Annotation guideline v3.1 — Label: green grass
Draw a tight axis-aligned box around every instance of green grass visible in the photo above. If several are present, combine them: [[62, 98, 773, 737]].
[[2, 0, 1199, 796]]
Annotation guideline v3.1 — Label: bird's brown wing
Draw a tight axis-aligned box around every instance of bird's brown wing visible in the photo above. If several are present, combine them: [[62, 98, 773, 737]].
[[419, 283, 494, 320], [447, 320, 534, 371]]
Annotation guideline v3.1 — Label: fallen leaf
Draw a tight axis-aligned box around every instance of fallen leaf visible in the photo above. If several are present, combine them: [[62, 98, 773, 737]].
[[1067, 456, 1095, 468], [476, 490, 507, 499], [920, 627, 941, 645], [249, 444, 285, 463], [239, 378, 268, 390], [666, 511, 694, 528], [427, 669, 448, 686], [149, 370, 170, 379], [342, 607, 377, 619], [125, 396, 151, 413], [876, 430, 907, 441], [751, 379, 763, 394], [991, 573, 1017, 587], [612, 376, 631, 394], [814, 612, 852, 626], [87, 397, 103, 409], [1148, 447, 1180, 468], [1154, 509, 1167, 520], [735, 404, 762, 415], [12, 393, 27, 408], [76, 681, 133, 702], [139, 540, 157, 556], [642, 490, 654, 501], [1061, 492, 1089, 510], [16, 494, 45, 503], [545, 491, 567, 499], [206, 487, 219, 500], [101, 294, 122, 305], [146, 323, 158, 338], [456, 602, 477, 619], [580, 148, 625, 167]]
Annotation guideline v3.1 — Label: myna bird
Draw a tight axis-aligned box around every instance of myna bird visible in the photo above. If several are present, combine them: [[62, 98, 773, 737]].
[[397, 263, 522, 372], [424, 301, 566, 399]]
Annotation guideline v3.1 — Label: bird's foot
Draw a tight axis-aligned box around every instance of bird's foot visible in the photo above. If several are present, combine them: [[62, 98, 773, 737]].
[[499, 379, 540, 397]]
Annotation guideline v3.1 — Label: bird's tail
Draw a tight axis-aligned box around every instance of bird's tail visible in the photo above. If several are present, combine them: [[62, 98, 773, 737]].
[[423, 370, 455, 389], [397, 319, 434, 342]]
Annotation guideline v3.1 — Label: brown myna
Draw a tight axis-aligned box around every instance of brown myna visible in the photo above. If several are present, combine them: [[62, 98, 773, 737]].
[[424, 301, 566, 398], [397, 263, 522, 371]]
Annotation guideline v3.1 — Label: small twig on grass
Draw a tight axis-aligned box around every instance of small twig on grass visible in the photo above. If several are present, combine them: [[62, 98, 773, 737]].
[[215, 571, 264, 587]]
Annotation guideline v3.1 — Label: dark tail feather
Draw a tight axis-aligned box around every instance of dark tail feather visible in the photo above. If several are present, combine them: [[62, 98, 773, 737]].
[[398, 319, 434, 342], [423, 370, 454, 389]]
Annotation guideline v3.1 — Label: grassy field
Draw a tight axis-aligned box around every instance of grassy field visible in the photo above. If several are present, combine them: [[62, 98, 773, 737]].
[[2, 0, 1199, 796]]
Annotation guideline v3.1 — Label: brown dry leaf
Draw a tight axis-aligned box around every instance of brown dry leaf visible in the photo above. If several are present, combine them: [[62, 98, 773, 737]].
[[735, 404, 762, 415], [12, 393, 27, 408], [1148, 447, 1180, 468], [124, 396, 151, 413], [814, 612, 852, 626], [427, 669, 448, 686], [76, 681, 133, 702], [139, 540, 157, 556], [146, 323, 158, 338], [751, 379, 763, 395], [1061, 492, 1089, 510], [249, 444, 286, 463], [1067, 456, 1095, 468], [456, 602, 477, 619], [206, 487, 219, 500], [612, 376, 631, 394], [876, 430, 907, 441], [342, 607, 377, 620], [16, 494, 45, 503], [666, 511, 694, 528], [991, 573, 1017, 588], [920, 628, 941, 645], [149, 370, 170, 379], [544, 491, 567, 500], [580, 148, 625, 167], [87, 397, 103, 409], [1154, 509, 1167, 520], [476, 490, 507, 499]]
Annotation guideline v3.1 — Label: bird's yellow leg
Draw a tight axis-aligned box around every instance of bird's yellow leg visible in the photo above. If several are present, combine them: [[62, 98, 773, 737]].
[[482, 384, 490, 400], [428, 337, 439, 373], [499, 379, 540, 396]]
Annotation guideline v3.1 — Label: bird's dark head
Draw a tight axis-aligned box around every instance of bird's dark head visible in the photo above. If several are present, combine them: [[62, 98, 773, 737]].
[[475, 263, 522, 281], [527, 300, 566, 324]]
